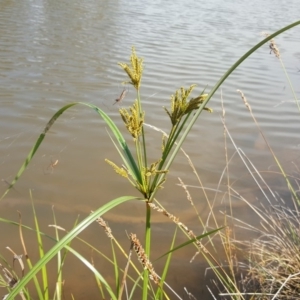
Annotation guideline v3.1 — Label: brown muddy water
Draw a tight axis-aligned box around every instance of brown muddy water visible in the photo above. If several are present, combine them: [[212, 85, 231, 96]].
[[0, 0, 300, 298]]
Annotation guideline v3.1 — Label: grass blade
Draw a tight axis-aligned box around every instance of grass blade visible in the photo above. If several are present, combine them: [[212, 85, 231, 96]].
[[6, 196, 138, 300], [156, 227, 223, 260], [1, 102, 140, 200], [149, 20, 300, 201], [29, 190, 49, 300], [155, 227, 177, 299], [16, 211, 44, 300]]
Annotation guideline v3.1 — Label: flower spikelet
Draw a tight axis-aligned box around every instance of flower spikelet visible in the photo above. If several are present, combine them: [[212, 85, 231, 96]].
[[118, 47, 143, 90], [105, 159, 128, 178], [164, 85, 212, 126], [129, 233, 159, 284], [148, 160, 168, 176], [119, 100, 144, 141], [141, 160, 168, 194], [188, 94, 212, 113]]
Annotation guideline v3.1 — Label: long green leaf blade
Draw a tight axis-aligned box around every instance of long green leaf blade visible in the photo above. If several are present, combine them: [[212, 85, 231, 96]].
[[1, 102, 140, 200], [30, 190, 49, 300], [155, 227, 223, 260], [149, 20, 300, 201], [7, 196, 137, 299], [167, 20, 300, 172]]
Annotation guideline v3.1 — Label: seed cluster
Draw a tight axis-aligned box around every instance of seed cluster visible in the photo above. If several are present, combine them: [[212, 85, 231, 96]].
[[129, 233, 159, 284], [96, 217, 113, 239]]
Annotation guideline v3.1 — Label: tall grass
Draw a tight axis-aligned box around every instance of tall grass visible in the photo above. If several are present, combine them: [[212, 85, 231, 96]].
[[0, 20, 299, 299], [177, 33, 300, 299]]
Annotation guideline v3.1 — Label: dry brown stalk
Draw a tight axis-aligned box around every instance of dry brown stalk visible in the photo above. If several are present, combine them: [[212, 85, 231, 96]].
[[237, 89, 299, 206], [129, 233, 159, 284], [237, 89, 251, 112], [118, 240, 134, 300], [178, 177, 193, 206], [6, 247, 24, 280], [48, 225, 66, 231], [17, 211, 28, 262]]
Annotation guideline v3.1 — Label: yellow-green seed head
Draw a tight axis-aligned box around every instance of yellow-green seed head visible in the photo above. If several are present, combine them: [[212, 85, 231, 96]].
[[105, 159, 128, 178], [164, 86, 212, 125], [119, 100, 144, 141], [118, 47, 143, 90]]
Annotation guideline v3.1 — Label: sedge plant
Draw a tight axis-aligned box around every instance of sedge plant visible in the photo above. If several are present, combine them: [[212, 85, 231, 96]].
[[1, 20, 300, 299]]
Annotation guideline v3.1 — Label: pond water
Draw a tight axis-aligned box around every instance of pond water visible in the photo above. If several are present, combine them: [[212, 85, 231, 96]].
[[0, 0, 300, 298]]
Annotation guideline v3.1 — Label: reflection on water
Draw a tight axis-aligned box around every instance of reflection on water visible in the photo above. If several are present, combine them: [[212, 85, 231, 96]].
[[0, 0, 300, 298]]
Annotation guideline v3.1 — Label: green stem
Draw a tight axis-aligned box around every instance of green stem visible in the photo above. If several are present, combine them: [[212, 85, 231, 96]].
[[142, 202, 151, 300], [135, 89, 148, 193], [164, 113, 192, 160], [149, 112, 192, 197], [135, 136, 143, 176], [137, 90, 148, 168], [279, 58, 300, 113]]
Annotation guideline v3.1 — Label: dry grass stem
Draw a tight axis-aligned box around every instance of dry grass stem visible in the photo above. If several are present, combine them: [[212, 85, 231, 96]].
[[48, 225, 66, 231], [230, 197, 300, 299], [184, 287, 197, 300], [118, 240, 134, 300], [221, 90, 231, 203], [6, 247, 24, 278], [178, 177, 193, 206], [178, 148, 218, 230], [237, 89, 251, 112], [237, 89, 299, 206], [17, 211, 28, 261]]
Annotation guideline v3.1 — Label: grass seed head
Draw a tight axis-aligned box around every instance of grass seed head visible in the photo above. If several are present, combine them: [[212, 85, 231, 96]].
[[118, 47, 143, 90], [96, 217, 113, 239], [262, 32, 280, 58], [105, 159, 128, 178], [119, 100, 144, 141], [164, 85, 211, 126], [129, 233, 159, 284]]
